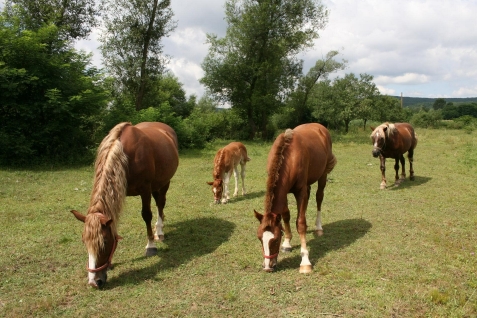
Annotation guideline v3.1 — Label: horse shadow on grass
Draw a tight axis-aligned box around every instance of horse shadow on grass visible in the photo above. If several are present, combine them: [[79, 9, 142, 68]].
[[387, 175, 432, 191], [230, 189, 266, 203], [105, 217, 235, 289], [276, 218, 372, 271]]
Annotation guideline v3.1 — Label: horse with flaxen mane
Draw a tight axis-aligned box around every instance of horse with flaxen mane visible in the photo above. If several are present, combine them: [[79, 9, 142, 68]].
[[370, 122, 417, 189], [254, 123, 337, 273], [71, 122, 179, 288], [207, 142, 250, 204]]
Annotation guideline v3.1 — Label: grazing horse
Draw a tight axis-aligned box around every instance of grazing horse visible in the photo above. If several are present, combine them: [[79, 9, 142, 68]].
[[71, 122, 179, 288], [254, 123, 337, 273], [207, 142, 250, 204], [370, 122, 417, 189]]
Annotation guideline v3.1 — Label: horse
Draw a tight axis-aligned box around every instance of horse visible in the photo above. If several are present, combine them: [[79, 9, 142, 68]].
[[370, 122, 417, 189], [71, 122, 179, 288], [207, 142, 250, 204], [254, 123, 337, 273]]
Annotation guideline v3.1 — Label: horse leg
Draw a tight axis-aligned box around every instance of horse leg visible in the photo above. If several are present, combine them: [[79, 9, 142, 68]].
[[408, 149, 415, 181], [295, 186, 312, 273], [240, 162, 247, 195], [232, 165, 239, 197], [379, 156, 387, 189], [281, 207, 292, 252], [315, 175, 327, 236], [152, 182, 170, 242], [140, 191, 157, 257], [222, 171, 231, 203]]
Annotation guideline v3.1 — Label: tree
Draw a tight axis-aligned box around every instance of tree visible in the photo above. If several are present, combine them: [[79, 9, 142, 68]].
[[433, 98, 446, 110], [311, 73, 379, 132], [4, 0, 98, 41], [201, 0, 329, 139], [280, 50, 346, 129], [100, 0, 176, 111], [0, 17, 108, 164]]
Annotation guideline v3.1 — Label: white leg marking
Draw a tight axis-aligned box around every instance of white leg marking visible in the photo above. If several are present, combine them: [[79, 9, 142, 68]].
[[233, 167, 239, 197], [222, 172, 231, 203], [155, 215, 164, 240], [300, 247, 312, 267], [315, 210, 323, 232], [145, 239, 156, 250], [262, 231, 274, 270], [282, 238, 292, 249]]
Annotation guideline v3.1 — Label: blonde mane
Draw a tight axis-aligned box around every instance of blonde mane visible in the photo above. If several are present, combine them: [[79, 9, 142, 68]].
[[264, 129, 294, 213], [83, 122, 129, 257], [371, 122, 397, 139]]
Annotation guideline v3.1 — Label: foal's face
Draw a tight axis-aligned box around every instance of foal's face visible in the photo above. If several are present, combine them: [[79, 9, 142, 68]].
[[254, 211, 283, 272], [371, 126, 387, 157], [207, 179, 223, 204]]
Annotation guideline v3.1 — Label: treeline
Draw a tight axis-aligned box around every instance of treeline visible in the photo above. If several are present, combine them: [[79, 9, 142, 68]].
[[0, 0, 474, 166]]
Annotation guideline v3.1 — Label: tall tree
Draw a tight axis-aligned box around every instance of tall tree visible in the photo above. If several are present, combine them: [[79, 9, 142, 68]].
[[100, 0, 176, 111], [201, 0, 328, 139], [4, 0, 98, 41]]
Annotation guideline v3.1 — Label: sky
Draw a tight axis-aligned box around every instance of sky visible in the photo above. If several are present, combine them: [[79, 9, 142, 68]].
[[75, 0, 477, 100]]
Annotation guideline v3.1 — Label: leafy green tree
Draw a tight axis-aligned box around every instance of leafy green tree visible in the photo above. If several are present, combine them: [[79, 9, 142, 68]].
[[0, 18, 108, 165], [311, 73, 379, 132], [4, 0, 98, 41], [433, 98, 446, 110], [100, 0, 176, 111], [201, 0, 329, 139], [277, 50, 346, 129], [373, 95, 406, 123]]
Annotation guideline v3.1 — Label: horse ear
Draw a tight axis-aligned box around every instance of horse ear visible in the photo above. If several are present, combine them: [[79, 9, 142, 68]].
[[383, 126, 388, 132], [370, 126, 375, 131], [71, 210, 86, 223], [98, 215, 112, 227], [254, 210, 263, 222], [206, 181, 213, 185]]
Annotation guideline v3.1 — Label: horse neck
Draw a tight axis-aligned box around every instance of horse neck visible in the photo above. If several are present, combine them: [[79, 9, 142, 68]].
[[89, 138, 128, 236], [213, 149, 226, 179]]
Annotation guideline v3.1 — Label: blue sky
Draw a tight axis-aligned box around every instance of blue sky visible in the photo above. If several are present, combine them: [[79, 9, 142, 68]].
[[74, 0, 477, 100]]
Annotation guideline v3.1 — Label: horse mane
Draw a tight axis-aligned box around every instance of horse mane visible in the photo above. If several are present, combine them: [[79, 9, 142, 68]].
[[371, 122, 397, 139], [213, 148, 225, 179], [83, 122, 129, 257], [264, 129, 294, 214]]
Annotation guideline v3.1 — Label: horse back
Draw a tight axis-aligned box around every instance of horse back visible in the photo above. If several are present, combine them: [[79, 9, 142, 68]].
[[215, 142, 249, 175], [121, 122, 179, 195]]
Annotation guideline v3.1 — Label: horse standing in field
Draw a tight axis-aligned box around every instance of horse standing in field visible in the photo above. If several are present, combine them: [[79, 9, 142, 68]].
[[370, 122, 417, 189], [207, 142, 250, 204], [254, 123, 337, 273], [71, 122, 179, 288]]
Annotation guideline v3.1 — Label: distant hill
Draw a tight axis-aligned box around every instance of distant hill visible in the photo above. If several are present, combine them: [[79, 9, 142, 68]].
[[392, 96, 477, 108]]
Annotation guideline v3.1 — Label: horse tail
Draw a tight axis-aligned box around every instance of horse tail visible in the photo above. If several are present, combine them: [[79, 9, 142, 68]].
[[265, 129, 293, 213], [88, 122, 130, 237]]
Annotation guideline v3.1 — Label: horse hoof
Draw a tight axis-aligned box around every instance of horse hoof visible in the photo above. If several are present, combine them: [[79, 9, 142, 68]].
[[315, 229, 323, 236], [154, 234, 164, 242], [145, 247, 158, 257], [299, 265, 313, 274], [281, 246, 292, 252]]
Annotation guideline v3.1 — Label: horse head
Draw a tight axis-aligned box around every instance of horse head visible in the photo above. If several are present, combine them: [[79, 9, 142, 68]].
[[207, 179, 224, 204], [254, 210, 283, 272], [71, 210, 119, 288], [370, 124, 389, 157]]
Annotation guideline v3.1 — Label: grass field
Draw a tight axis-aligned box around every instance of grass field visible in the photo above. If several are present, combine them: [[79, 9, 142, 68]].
[[1, 128, 477, 317]]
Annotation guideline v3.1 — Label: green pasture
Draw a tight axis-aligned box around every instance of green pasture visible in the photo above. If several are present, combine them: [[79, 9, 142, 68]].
[[1, 128, 477, 317]]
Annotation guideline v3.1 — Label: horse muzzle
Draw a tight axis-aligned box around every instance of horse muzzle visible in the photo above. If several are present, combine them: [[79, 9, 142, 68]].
[[372, 149, 381, 158]]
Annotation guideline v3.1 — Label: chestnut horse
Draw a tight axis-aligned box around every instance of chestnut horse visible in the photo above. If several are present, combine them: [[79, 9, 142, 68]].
[[370, 122, 417, 189], [207, 142, 250, 204], [254, 123, 337, 273], [71, 122, 179, 288]]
